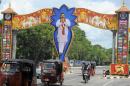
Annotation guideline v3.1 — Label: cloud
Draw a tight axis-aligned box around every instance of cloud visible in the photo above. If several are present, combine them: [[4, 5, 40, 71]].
[[0, 0, 37, 18], [1, 0, 37, 14], [78, 23, 112, 49], [75, 1, 118, 49], [75, 0, 118, 14], [0, 0, 119, 49], [1, 0, 118, 14], [11, 0, 36, 14]]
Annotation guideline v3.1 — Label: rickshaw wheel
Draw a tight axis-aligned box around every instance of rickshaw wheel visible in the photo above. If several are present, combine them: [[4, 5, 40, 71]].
[[2, 83, 7, 86], [44, 82, 49, 86], [60, 81, 63, 86], [2, 81, 9, 86]]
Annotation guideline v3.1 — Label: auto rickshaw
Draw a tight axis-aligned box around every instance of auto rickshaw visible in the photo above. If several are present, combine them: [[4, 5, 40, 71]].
[[41, 60, 64, 86], [0, 59, 37, 86]]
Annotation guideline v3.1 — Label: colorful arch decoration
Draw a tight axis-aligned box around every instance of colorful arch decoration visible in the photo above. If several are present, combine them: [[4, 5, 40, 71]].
[[11, 5, 118, 62], [1, 4, 130, 75], [12, 7, 117, 30]]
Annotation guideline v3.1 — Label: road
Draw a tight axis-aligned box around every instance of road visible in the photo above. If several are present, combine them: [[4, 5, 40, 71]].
[[37, 66, 130, 86]]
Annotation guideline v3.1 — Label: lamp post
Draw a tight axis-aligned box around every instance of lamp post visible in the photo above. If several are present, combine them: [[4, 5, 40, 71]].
[[111, 30, 117, 64]]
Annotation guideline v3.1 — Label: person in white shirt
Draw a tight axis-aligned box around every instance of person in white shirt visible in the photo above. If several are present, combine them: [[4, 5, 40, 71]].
[[56, 13, 71, 54]]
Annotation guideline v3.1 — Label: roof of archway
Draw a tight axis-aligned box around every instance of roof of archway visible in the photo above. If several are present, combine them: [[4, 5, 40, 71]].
[[12, 8, 118, 31], [116, 5, 130, 13], [1, 6, 17, 15]]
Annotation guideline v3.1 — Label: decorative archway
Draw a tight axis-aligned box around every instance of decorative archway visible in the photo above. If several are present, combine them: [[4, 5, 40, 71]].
[[1, 3, 130, 75]]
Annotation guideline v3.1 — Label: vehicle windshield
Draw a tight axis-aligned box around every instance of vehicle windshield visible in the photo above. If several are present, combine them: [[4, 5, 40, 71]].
[[0, 63, 20, 73], [44, 63, 55, 69]]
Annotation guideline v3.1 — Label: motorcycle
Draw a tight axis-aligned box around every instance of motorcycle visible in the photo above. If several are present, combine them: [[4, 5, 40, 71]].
[[83, 70, 89, 83]]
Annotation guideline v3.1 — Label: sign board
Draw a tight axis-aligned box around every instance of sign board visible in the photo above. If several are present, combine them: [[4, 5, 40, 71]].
[[2, 21, 12, 59], [12, 8, 117, 30], [110, 64, 129, 75], [117, 12, 129, 64]]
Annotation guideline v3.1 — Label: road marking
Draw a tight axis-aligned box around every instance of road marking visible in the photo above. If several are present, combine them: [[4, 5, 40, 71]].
[[103, 79, 114, 86]]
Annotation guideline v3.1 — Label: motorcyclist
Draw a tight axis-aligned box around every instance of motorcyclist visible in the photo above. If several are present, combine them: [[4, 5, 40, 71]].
[[91, 62, 96, 76], [82, 62, 91, 80]]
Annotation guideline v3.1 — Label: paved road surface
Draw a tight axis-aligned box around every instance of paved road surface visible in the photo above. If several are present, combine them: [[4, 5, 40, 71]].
[[37, 66, 130, 86]]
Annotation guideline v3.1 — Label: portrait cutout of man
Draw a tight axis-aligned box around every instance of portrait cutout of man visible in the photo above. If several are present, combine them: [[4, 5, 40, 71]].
[[56, 13, 71, 54]]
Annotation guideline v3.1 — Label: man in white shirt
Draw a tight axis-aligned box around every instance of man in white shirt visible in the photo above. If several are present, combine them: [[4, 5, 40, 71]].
[[56, 13, 71, 54]]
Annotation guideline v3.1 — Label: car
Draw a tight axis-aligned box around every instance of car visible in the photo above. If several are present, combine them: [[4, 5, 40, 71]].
[[36, 68, 41, 79], [69, 60, 74, 67]]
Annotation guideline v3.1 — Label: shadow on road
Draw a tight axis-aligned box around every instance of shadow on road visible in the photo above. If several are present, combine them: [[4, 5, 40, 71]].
[[37, 83, 73, 86], [80, 81, 89, 84]]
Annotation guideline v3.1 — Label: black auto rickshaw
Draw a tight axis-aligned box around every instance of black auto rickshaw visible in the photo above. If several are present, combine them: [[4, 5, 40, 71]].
[[0, 59, 37, 86], [41, 60, 64, 86]]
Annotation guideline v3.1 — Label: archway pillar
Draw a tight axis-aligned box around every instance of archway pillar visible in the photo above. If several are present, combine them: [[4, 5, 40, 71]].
[[110, 5, 130, 75], [1, 5, 17, 59], [111, 30, 117, 64], [12, 30, 18, 59]]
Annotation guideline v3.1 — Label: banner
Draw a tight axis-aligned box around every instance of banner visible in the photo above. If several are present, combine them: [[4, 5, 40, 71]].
[[110, 64, 129, 75], [75, 8, 117, 30], [117, 12, 129, 64], [51, 5, 77, 61], [12, 8, 117, 30], [2, 23, 12, 59], [12, 9, 52, 29]]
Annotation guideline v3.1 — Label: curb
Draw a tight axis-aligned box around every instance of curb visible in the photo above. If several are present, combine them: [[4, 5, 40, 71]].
[[102, 75, 130, 79]]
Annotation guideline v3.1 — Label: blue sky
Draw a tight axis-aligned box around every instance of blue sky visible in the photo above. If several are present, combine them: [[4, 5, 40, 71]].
[[0, 0, 130, 49]]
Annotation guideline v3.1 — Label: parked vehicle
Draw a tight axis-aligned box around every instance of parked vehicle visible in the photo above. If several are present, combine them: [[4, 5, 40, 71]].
[[41, 60, 64, 86], [36, 67, 41, 79], [0, 59, 37, 86]]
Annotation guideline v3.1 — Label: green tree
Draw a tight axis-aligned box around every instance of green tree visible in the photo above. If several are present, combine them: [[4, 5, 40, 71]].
[[16, 23, 55, 63], [16, 23, 112, 65], [68, 26, 93, 60]]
